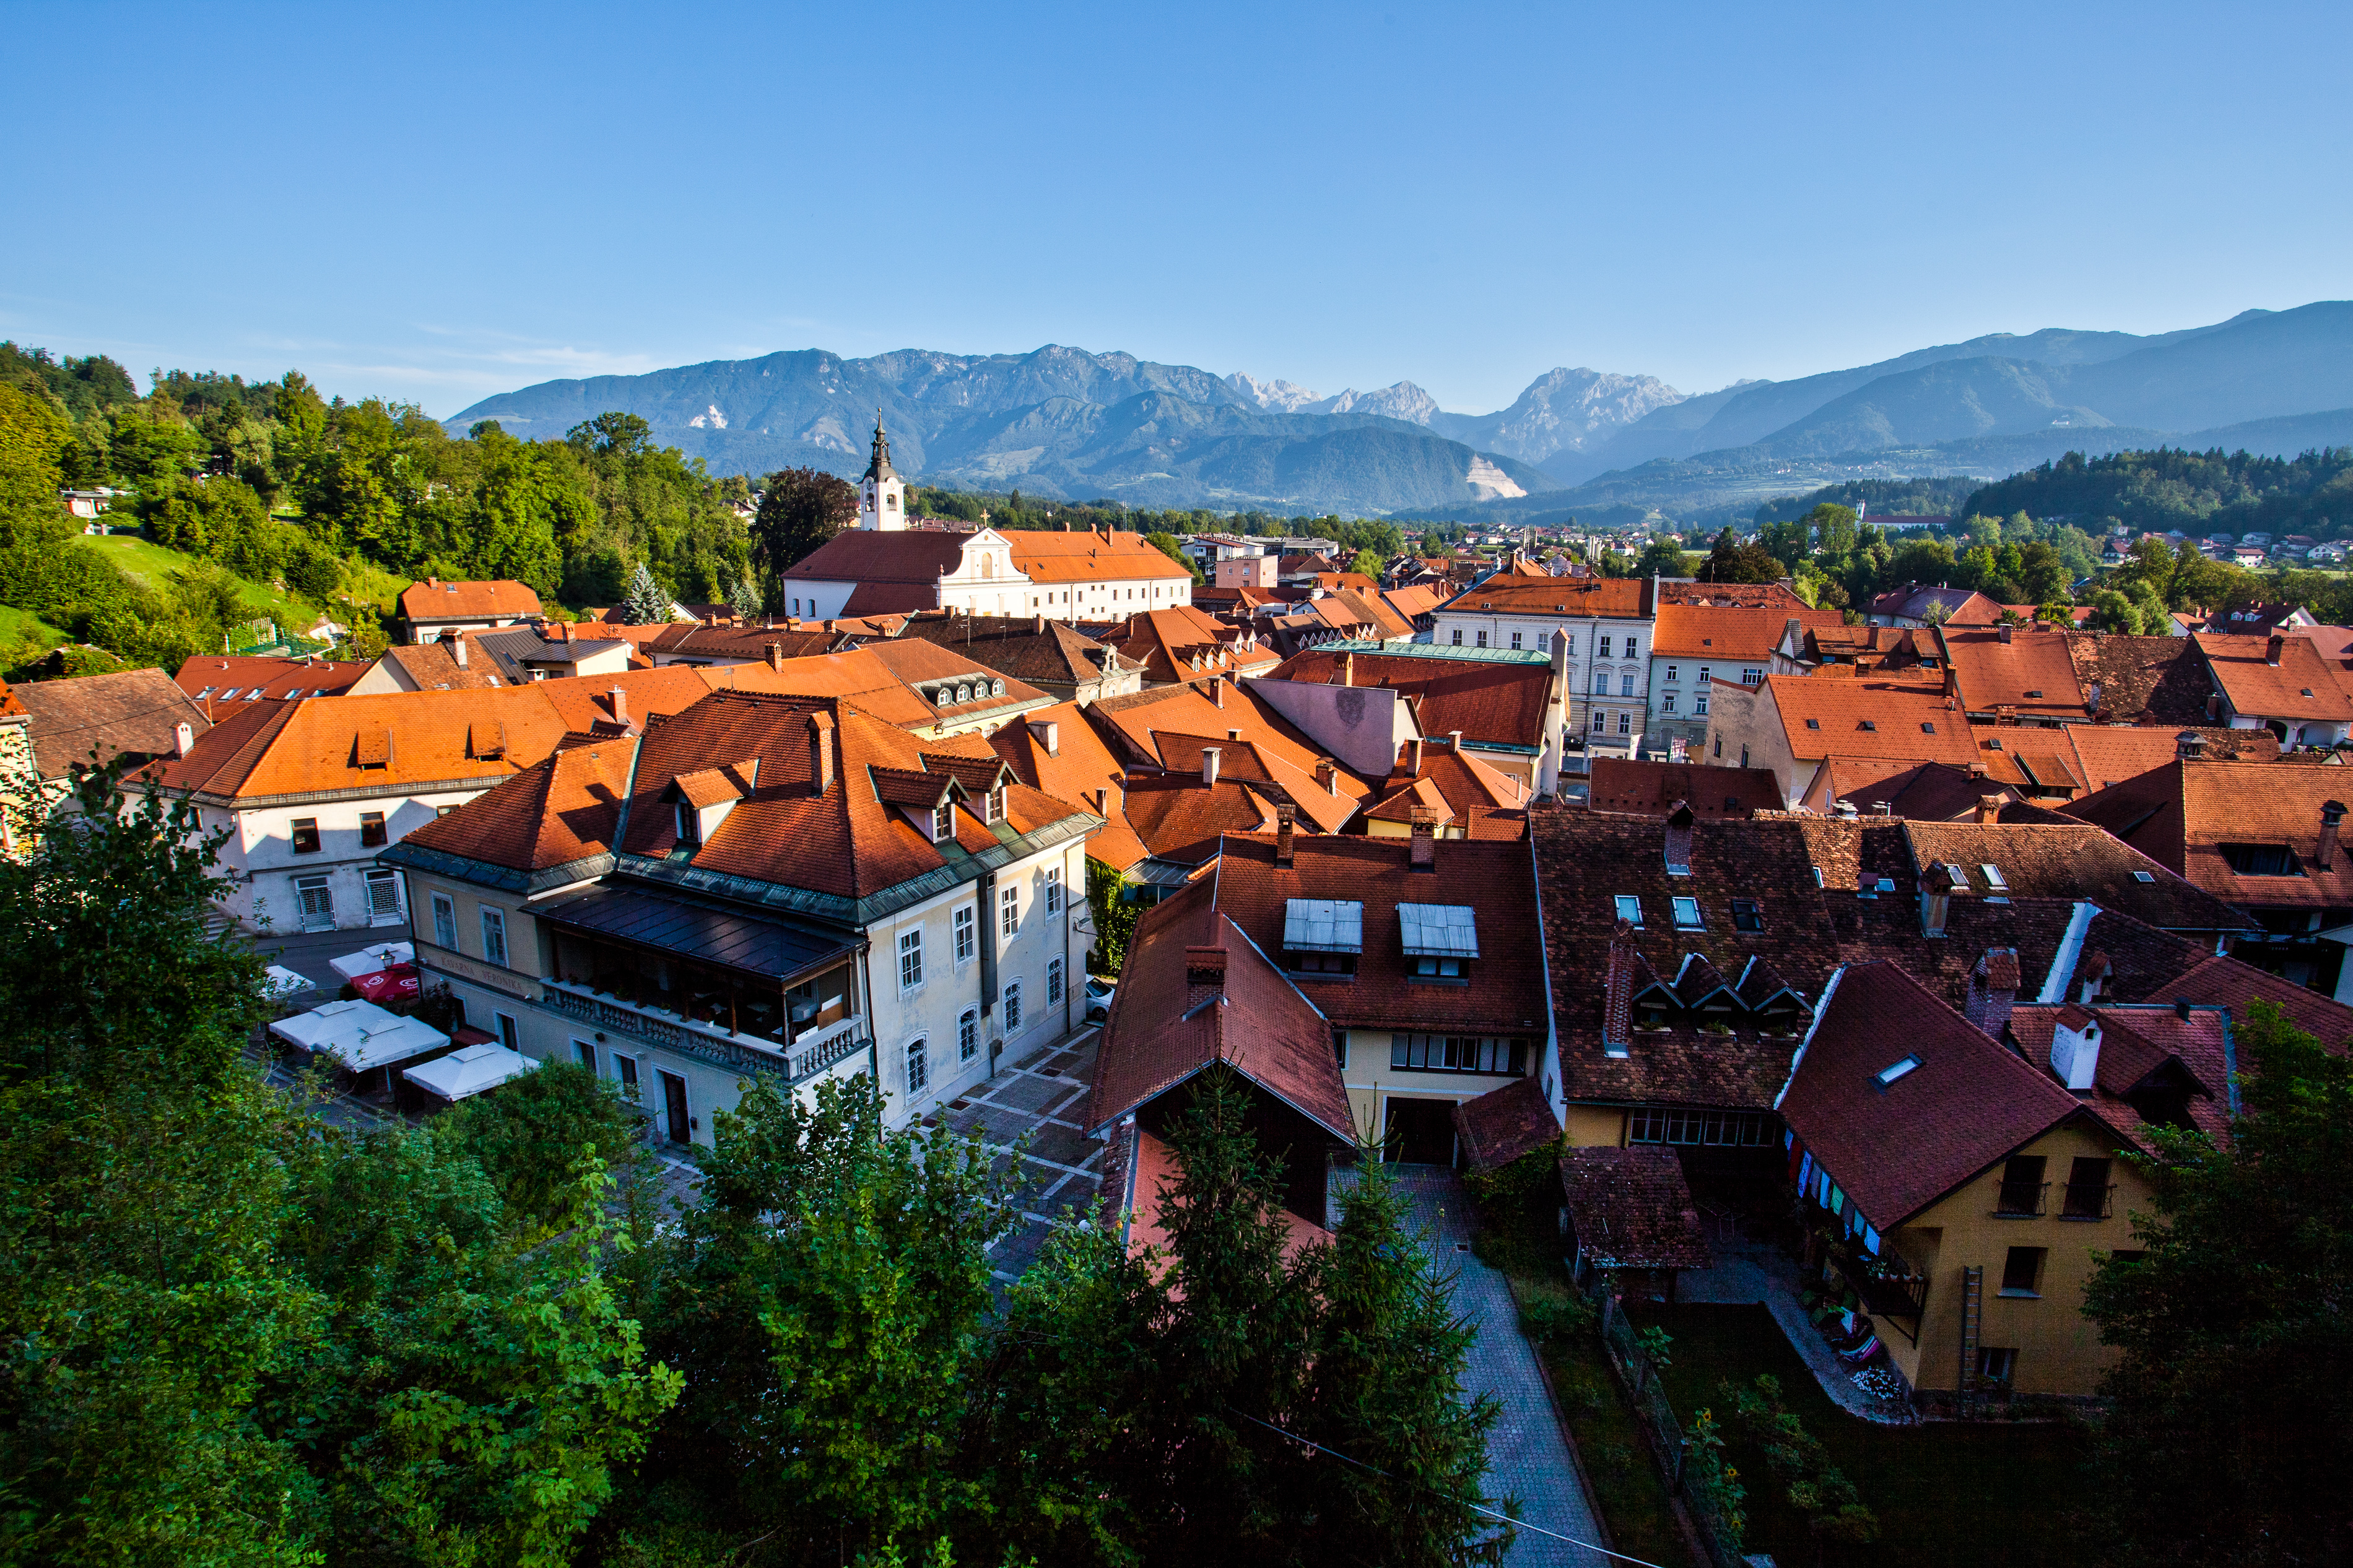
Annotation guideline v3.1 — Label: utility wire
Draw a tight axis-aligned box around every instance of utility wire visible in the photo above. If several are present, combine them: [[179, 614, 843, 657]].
[[1227, 1408, 1669, 1568]]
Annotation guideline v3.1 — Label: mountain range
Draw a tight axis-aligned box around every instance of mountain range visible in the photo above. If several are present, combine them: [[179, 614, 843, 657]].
[[448, 300, 2353, 521]]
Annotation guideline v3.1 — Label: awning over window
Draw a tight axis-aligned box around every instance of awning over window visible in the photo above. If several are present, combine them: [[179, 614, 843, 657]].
[[533, 885, 856, 982], [1284, 897, 1364, 953]]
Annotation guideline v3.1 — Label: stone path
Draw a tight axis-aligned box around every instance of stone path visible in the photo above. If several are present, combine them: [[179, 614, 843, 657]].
[[934, 1025, 1107, 1281], [1390, 1167, 1613, 1568], [1674, 1237, 1916, 1425]]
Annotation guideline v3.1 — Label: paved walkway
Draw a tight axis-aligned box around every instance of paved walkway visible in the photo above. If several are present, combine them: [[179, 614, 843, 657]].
[[933, 1024, 1107, 1281], [1675, 1237, 1916, 1424], [1390, 1167, 1612, 1568]]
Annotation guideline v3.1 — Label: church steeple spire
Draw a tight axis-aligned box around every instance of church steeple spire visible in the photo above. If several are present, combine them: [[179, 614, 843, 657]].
[[863, 410, 897, 483]]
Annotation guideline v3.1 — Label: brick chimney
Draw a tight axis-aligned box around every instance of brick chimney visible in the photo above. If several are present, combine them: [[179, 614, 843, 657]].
[[2077, 950, 2113, 1005], [1602, 918, 1636, 1058], [2266, 633, 2284, 667], [1977, 794, 2003, 825], [1207, 675, 1224, 708], [1316, 758, 1337, 795], [1275, 801, 1296, 865], [1409, 805, 1438, 870], [1998, 623, 2012, 645], [1201, 746, 1221, 787], [2320, 800, 2347, 870], [1964, 947, 2020, 1038], [1185, 946, 1228, 1012], [609, 686, 629, 726], [1341, 652, 1355, 687], [806, 711, 835, 795], [766, 641, 785, 672], [451, 636, 469, 668]]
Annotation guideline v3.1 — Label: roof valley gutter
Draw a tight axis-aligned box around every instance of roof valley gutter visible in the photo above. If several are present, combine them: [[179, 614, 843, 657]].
[[1529, 825, 1561, 1117]]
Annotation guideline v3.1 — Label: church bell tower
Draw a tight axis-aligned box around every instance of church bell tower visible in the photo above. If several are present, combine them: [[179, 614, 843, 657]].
[[858, 411, 906, 531]]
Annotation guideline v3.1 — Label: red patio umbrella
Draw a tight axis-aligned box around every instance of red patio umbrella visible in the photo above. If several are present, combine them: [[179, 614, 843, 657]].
[[350, 964, 421, 1005]]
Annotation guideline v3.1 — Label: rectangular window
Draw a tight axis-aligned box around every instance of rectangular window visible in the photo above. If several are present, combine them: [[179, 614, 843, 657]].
[[1695, 693, 1709, 715], [363, 868, 401, 922], [1386, 1033, 1527, 1074], [1004, 981, 1022, 1034], [1045, 865, 1063, 914], [954, 904, 976, 962], [432, 892, 457, 950], [359, 811, 387, 847], [898, 928, 923, 990], [1697, 665, 1710, 684], [1592, 710, 1607, 732], [615, 1054, 640, 1100], [1451, 629, 1462, 646], [575, 1039, 597, 1071], [1662, 693, 1677, 713], [2000, 1245, 2046, 1296], [1599, 636, 1612, 657], [1048, 956, 1065, 1006], [1624, 639, 1638, 659], [1475, 631, 1487, 648], [2062, 1156, 2113, 1218], [480, 908, 508, 968], [1001, 885, 1020, 938], [932, 802, 954, 841], [1996, 1154, 2047, 1216], [907, 1036, 929, 1094], [1742, 668, 1761, 685], [1672, 896, 1703, 930], [1977, 1347, 2017, 1387], [296, 875, 334, 931], [959, 1008, 979, 1062], [1614, 894, 1643, 926], [1629, 1109, 1778, 1146], [1730, 898, 1763, 932], [1665, 665, 1678, 683], [1510, 631, 1523, 649], [1620, 673, 1635, 697], [290, 817, 321, 854], [1333, 1028, 1349, 1068], [1617, 711, 1631, 734], [1410, 955, 1464, 979], [495, 1011, 518, 1051]]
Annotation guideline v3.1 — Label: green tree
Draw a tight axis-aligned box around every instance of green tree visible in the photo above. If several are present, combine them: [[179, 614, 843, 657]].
[[1805, 501, 1858, 557], [753, 465, 859, 574], [1146, 529, 1203, 584], [1697, 528, 1783, 585], [0, 382, 70, 529], [622, 560, 673, 623], [1347, 547, 1386, 581], [1635, 535, 1694, 578], [439, 1059, 650, 1232], [2081, 998, 2353, 1567], [727, 573, 761, 620]]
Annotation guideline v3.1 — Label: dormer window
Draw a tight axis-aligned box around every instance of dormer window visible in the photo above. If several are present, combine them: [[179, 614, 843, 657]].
[[931, 802, 954, 841], [1284, 897, 1364, 977], [674, 800, 699, 846]]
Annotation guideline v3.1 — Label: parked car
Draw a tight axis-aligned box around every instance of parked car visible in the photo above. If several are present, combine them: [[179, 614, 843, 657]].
[[1084, 974, 1116, 1022]]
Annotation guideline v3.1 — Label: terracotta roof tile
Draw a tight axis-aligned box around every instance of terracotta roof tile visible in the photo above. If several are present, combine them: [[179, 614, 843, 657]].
[[1453, 1076, 1560, 1171], [1653, 602, 1843, 661], [1557, 1146, 1711, 1270], [14, 667, 213, 780], [2139, 951, 2353, 1054], [398, 737, 637, 872], [1441, 574, 1651, 620], [399, 578, 543, 623], [2065, 632, 2212, 725], [2066, 759, 2353, 911], [989, 701, 1146, 871], [1759, 675, 1977, 768], [1585, 758, 1780, 819], [2196, 633, 2353, 722], [1261, 646, 1555, 751], [175, 655, 370, 702], [1935, 627, 2087, 719]]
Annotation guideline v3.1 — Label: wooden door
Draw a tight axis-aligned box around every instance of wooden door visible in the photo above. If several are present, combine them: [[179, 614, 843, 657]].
[[660, 1070, 690, 1146]]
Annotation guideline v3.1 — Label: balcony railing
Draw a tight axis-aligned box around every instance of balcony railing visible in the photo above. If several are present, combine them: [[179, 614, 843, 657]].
[[1832, 1253, 1930, 1345], [539, 979, 870, 1085], [2060, 1182, 2117, 1220], [1994, 1180, 2049, 1217]]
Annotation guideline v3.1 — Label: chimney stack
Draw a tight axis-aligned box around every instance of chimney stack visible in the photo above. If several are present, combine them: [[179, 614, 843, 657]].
[[1341, 652, 1355, 687], [1207, 675, 1224, 708], [1965, 948, 2020, 1038], [1978, 794, 2003, 825], [1201, 747, 1221, 787], [2050, 1012, 2104, 1093], [1998, 623, 2013, 644], [2176, 729, 2206, 763], [765, 641, 788, 672], [2077, 951, 2113, 1005], [1409, 805, 1438, 870], [1448, 729, 1463, 751], [1184, 946, 1229, 1013], [1030, 719, 1059, 756], [1921, 862, 1958, 938], [1602, 918, 1636, 1058], [807, 711, 835, 795], [2175, 996, 2192, 1021], [2319, 800, 2346, 870], [1664, 800, 1694, 874], [2267, 633, 2285, 667], [1316, 758, 1337, 795], [609, 686, 629, 726], [450, 636, 470, 669], [1275, 802, 1296, 865], [173, 721, 194, 758]]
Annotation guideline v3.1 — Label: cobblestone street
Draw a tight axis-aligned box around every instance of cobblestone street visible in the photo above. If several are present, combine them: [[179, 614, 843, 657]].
[[933, 1024, 1107, 1281]]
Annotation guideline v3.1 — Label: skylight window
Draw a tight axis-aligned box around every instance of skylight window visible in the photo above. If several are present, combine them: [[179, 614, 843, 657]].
[[2132, 870, 2155, 883], [1980, 864, 2010, 894], [1921, 722, 1936, 734], [1671, 896, 1703, 930], [1876, 877, 1896, 893], [1614, 894, 1643, 927], [1805, 718, 1821, 730], [1731, 898, 1764, 932], [1875, 1054, 1923, 1087], [1858, 719, 1877, 732]]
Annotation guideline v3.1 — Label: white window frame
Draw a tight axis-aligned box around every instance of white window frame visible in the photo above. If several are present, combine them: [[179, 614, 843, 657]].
[[905, 1035, 929, 1095], [959, 1007, 979, 1062], [954, 904, 976, 963], [480, 907, 509, 968], [897, 927, 924, 991], [1001, 885, 1020, 940], [1044, 865, 1063, 914], [1048, 955, 1065, 1008], [1003, 979, 1022, 1036], [431, 891, 457, 950], [364, 867, 402, 925], [296, 875, 334, 932]]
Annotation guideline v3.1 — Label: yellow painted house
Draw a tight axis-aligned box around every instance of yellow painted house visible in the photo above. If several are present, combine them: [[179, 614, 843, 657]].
[[1778, 961, 2234, 1409]]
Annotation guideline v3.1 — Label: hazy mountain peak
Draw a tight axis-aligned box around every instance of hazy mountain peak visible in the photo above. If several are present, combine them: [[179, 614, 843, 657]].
[[1314, 381, 1442, 424], [1225, 371, 1324, 412]]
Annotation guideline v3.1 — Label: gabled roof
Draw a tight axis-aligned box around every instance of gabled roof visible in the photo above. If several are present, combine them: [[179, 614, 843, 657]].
[[988, 701, 1145, 871], [1084, 877, 1348, 1138], [1759, 675, 1976, 768], [1004, 528, 1196, 585], [780, 529, 972, 584], [890, 610, 1139, 687], [399, 578, 542, 622], [645, 623, 845, 663], [1862, 583, 2002, 625], [374, 641, 502, 691], [1208, 833, 1546, 1036], [1653, 602, 1843, 661], [2142, 951, 2353, 1053], [1090, 681, 1373, 812], [1935, 627, 2087, 719], [175, 655, 370, 702], [1557, 1146, 1711, 1270], [393, 735, 637, 881], [1366, 739, 1529, 839], [1453, 1076, 1560, 1172], [2005, 1002, 2229, 1141], [1440, 574, 1653, 620], [15, 667, 212, 781], [2196, 633, 2353, 722], [1801, 758, 2018, 820], [1586, 758, 1780, 819], [2066, 759, 2353, 910], [1261, 645, 1554, 750], [1779, 961, 2104, 1229], [1898, 820, 2255, 933], [1101, 605, 1277, 686], [2064, 632, 2211, 725], [744, 643, 1053, 731], [1120, 775, 1281, 864]]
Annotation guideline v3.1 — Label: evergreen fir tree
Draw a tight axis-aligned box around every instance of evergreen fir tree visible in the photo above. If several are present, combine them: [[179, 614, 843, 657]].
[[622, 560, 671, 623], [727, 573, 761, 620]]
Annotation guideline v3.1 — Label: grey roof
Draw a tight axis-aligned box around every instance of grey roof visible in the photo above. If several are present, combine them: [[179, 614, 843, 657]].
[[1283, 896, 1364, 954], [533, 885, 856, 983], [1398, 901, 1481, 958]]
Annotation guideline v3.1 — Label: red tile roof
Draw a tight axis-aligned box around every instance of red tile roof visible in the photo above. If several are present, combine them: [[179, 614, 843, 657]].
[[1084, 875, 1349, 1138], [399, 578, 542, 623], [1779, 961, 2105, 1228], [1453, 1076, 1560, 1171], [2196, 633, 2353, 722], [2141, 951, 2353, 1054], [1366, 739, 1529, 839], [780, 529, 970, 585], [2066, 759, 2353, 911], [14, 668, 212, 780], [397, 735, 636, 872], [1653, 602, 1843, 661], [1935, 627, 2087, 720], [175, 655, 371, 701], [1261, 646, 1555, 752], [1557, 1146, 1711, 1270], [988, 701, 1146, 870], [1442, 574, 1652, 620], [1759, 675, 1977, 768], [1586, 758, 1781, 819]]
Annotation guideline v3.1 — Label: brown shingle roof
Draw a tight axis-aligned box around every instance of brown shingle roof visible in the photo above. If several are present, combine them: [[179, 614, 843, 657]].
[[1454, 1076, 1561, 1171], [2065, 632, 2211, 725], [1366, 740, 1529, 839], [2066, 759, 2353, 911], [14, 668, 214, 780], [1586, 758, 1781, 819], [890, 611, 1138, 687], [1557, 1146, 1711, 1270], [780, 529, 971, 585], [175, 655, 371, 702], [1899, 820, 2255, 933]]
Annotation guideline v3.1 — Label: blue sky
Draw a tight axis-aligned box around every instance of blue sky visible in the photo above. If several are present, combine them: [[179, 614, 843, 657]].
[[6, 1, 2348, 417]]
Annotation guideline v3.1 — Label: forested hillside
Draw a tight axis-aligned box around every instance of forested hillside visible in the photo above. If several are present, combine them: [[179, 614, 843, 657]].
[[0, 344, 755, 674], [1962, 444, 2353, 540]]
